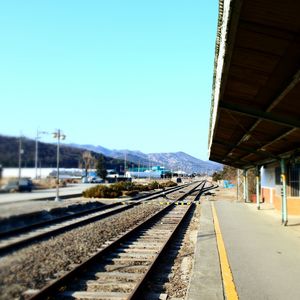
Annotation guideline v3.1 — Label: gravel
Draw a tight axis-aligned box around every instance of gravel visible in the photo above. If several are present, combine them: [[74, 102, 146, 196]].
[[164, 204, 201, 298], [0, 202, 162, 300], [143, 202, 201, 299]]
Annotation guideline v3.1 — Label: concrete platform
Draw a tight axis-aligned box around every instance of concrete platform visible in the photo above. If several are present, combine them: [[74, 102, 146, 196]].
[[187, 198, 224, 300], [188, 188, 300, 300]]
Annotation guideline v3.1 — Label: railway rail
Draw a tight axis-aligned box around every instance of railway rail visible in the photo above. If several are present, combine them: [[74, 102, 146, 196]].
[[0, 183, 195, 256], [27, 181, 210, 300], [0, 182, 185, 206]]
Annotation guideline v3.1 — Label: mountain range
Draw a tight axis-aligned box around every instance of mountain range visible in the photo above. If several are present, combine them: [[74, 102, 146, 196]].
[[69, 143, 222, 174], [0, 134, 222, 174]]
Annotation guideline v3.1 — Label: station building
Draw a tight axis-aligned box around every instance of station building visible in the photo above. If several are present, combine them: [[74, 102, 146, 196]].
[[208, 0, 300, 224]]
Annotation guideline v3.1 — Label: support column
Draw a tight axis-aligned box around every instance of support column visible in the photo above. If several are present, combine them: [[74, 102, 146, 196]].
[[243, 169, 248, 202], [237, 169, 240, 201], [256, 166, 260, 210], [280, 158, 288, 226]]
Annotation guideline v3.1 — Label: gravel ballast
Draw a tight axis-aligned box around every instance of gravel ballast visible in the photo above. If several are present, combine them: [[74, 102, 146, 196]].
[[0, 202, 162, 300]]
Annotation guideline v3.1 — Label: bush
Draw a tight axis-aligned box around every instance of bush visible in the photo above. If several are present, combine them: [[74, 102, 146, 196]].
[[112, 181, 134, 192], [135, 184, 150, 191], [83, 180, 176, 199], [149, 181, 160, 190], [83, 185, 122, 198], [161, 181, 177, 188]]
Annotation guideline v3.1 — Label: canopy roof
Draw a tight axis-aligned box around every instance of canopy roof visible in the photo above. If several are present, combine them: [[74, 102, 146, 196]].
[[208, 0, 300, 169]]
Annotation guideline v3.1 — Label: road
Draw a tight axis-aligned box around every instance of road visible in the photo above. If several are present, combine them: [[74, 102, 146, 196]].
[[0, 184, 97, 204]]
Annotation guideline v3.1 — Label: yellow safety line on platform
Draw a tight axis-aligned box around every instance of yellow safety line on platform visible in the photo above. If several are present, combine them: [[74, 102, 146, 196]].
[[211, 202, 239, 300]]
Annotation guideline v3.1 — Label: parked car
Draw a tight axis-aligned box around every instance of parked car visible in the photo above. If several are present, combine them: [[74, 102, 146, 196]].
[[0, 178, 33, 192], [88, 176, 103, 183]]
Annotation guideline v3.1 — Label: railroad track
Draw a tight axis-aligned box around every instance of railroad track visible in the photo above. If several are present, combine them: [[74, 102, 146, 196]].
[[0, 183, 196, 256], [0, 183, 186, 239], [27, 182, 206, 300]]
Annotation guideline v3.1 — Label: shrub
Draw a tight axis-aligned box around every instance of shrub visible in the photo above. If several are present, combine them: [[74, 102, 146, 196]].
[[161, 181, 177, 188], [83, 185, 122, 198], [112, 181, 134, 192], [134, 184, 149, 191], [124, 190, 139, 197], [149, 181, 160, 190], [83, 180, 175, 199]]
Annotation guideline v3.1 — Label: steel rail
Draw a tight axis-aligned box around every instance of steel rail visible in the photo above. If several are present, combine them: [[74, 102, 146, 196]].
[[0, 183, 184, 239], [129, 197, 195, 299]]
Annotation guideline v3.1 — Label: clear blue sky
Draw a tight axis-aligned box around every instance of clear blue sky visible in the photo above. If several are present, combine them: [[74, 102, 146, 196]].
[[0, 0, 218, 160]]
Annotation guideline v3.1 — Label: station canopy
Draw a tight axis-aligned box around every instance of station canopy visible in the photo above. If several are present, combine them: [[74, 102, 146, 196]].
[[208, 0, 300, 169]]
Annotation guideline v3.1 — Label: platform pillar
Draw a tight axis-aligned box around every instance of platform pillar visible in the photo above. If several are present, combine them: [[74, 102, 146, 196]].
[[243, 169, 248, 202], [237, 169, 240, 201], [256, 166, 260, 210], [280, 158, 288, 226]]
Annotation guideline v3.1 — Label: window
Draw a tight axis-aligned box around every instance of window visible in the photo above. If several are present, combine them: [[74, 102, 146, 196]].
[[275, 167, 281, 185], [289, 164, 300, 197]]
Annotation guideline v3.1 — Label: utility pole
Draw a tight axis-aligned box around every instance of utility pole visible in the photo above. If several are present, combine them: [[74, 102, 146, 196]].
[[35, 134, 38, 179], [53, 129, 66, 201], [18, 136, 24, 182], [124, 151, 127, 177]]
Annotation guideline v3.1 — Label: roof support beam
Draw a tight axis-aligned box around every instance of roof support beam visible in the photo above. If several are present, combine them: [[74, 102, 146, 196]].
[[220, 101, 300, 128], [260, 128, 298, 150], [222, 157, 254, 168], [221, 68, 300, 158], [214, 139, 279, 160], [210, 156, 247, 168], [239, 128, 299, 161]]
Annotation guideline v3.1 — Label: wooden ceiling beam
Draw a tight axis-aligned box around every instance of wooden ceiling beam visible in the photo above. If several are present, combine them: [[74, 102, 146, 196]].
[[239, 128, 299, 161], [214, 138, 279, 160], [221, 67, 300, 159], [220, 101, 300, 128]]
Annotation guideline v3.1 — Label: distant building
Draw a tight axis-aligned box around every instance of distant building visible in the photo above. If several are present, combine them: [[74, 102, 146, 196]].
[[126, 166, 171, 179]]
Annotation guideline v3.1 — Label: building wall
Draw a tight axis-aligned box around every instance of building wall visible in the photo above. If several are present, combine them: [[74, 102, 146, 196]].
[[261, 187, 275, 204], [260, 164, 300, 215], [273, 195, 300, 215], [3, 167, 69, 179]]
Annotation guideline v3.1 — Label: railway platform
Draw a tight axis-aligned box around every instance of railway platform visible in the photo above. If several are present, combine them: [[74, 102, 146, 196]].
[[188, 188, 300, 300]]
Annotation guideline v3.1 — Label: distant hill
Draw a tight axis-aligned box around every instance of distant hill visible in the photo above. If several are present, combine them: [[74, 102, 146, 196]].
[[147, 151, 221, 174], [70, 144, 152, 167], [0, 134, 222, 174], [0, 135, 130, 173], [71, 144, 222, 174]]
